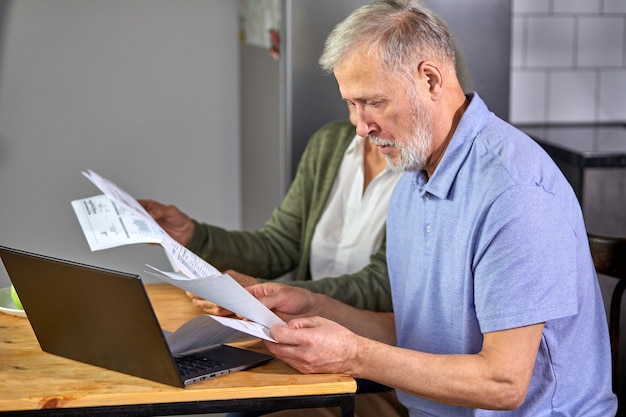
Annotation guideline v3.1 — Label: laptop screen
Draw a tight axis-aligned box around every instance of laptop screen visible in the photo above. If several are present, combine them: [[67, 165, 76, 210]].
[[0, 245, 186, 385]]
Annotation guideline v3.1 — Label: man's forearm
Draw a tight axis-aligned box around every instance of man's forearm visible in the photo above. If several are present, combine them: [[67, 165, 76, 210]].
[[349, 324, 543, 410], [314, 292, 396, 344]]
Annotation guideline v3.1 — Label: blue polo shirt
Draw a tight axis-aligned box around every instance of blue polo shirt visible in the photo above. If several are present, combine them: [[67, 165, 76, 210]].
[[387, 93, 616, 416]]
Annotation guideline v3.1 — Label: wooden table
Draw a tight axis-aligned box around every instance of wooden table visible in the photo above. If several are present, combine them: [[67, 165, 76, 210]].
[[0, 283, 356, 416]]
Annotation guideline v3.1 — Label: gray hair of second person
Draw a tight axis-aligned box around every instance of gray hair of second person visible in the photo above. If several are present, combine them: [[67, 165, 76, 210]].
[[318, 0, 457, 86]]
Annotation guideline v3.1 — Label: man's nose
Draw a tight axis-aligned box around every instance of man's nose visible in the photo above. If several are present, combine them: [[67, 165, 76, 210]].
[[355, 110, 377, 137]]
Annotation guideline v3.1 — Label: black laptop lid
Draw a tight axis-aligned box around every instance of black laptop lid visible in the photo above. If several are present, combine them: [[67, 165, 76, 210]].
[[0, 245, 184, 387]]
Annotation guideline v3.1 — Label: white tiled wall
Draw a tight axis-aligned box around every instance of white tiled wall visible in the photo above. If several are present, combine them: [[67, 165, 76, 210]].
[[510, 0, 626, 124]]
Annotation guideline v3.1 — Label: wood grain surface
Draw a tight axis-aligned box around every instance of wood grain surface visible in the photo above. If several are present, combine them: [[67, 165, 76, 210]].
[[0, 283, 355, 412]]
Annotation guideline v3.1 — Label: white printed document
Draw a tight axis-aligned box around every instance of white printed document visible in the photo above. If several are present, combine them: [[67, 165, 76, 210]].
[[73, 170, 221, 278], [145, 265, 285, 331], [71, 194, 164, 251], [72, 169, 286, 341]]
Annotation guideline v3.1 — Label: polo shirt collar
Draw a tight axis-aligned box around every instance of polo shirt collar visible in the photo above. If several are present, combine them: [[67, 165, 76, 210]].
[[414, 92, 490, 200]]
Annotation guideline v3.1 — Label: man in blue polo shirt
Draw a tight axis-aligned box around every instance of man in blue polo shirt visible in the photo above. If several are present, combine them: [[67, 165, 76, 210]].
[[246, 1, 618, 415]]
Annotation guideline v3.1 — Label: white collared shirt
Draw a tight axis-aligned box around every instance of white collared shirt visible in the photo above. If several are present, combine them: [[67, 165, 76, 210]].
[[310, 135, 402, 280]]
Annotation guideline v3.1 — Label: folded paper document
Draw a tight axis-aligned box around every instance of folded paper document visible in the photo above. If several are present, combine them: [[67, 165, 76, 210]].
[[71, 194, 164, 251], [72, 170, 286, 341]]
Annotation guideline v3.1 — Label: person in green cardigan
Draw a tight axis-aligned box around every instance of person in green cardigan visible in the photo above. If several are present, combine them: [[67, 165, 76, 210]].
[[139, 115, 402, 314]]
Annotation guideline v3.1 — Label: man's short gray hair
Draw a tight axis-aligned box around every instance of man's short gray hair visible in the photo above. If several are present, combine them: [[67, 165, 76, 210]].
[[319, 0, 456, 81]]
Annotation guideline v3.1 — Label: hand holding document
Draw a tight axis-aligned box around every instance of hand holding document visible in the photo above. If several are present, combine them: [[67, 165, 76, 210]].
[[72, 170, 286, 341], [145, 265, 284, 336], [71, 170, 166, 251]]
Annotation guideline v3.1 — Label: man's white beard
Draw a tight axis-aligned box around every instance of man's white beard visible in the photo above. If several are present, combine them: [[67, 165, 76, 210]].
[[369, 101, 433, 172]]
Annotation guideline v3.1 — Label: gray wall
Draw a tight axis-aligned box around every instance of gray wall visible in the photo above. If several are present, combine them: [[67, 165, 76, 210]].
[[240, 43, 281, 230], [0, 0, 240, 287], [423, 0, 511, 121]]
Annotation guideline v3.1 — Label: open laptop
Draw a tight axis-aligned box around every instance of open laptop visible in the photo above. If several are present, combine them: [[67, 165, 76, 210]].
[[0, 245, 273, 387]]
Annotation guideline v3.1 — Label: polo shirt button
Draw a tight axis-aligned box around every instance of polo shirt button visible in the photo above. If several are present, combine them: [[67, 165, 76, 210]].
[[426, 224, 432, 233], [425, 193, 430, 200]]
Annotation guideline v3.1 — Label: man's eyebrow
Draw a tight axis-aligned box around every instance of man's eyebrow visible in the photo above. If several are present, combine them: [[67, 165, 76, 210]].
[[344, 95, 387, 103]]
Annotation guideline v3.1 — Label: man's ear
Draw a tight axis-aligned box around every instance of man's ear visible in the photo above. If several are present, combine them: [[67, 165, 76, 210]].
[[418, 60, 443, 99]]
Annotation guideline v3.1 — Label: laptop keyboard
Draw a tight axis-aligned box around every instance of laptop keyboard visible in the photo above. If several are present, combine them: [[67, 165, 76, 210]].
[[175, 353, 227, 378]]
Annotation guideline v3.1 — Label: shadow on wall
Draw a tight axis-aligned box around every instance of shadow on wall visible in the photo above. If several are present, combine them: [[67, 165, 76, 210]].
[[0, 0, 13, 168]]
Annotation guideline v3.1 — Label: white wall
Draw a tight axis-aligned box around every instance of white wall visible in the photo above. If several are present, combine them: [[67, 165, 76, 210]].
[[510, 0, 626, 124], [0, 0, 241, 287]]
